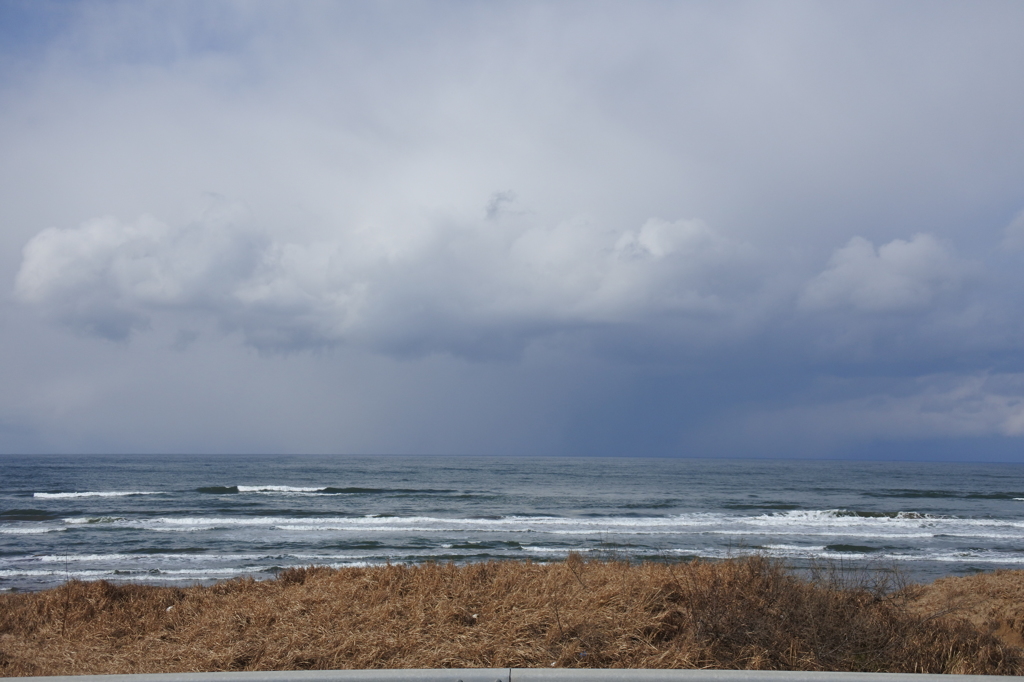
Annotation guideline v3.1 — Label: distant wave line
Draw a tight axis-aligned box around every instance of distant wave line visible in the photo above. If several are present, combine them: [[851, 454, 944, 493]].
[[0, 527, 65, 535], [196, 485, 463, 495], [33, 491, 164, 499]]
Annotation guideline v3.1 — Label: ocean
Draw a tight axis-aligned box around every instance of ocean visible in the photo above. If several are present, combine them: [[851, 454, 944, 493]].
[[2, 455, 1024, 592]]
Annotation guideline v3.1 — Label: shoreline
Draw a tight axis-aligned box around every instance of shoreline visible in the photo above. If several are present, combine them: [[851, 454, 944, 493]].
[[2, 557, 1023, 677]]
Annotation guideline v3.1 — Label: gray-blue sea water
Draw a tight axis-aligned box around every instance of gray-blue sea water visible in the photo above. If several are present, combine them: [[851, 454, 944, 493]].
[[3, 455, 1024, 591]]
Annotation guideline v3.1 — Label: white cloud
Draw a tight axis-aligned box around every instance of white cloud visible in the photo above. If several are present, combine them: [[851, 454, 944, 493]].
[[799, 234, 970, 313], [15, 203, 265, 340], [14, 204, 758, 356]]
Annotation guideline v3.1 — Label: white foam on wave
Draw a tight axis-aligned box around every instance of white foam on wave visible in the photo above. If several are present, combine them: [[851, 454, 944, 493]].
[[0, 561, 383, 582], [0, 527, 64, 535], [28, 553, 261, 564], [742, 509, 1024, 537], [0, 568, 248, 580], [289, 553, 378, 561], [36, 509, 1024, 546], [657, 545, 1024, 566], [751, 509, 939, 525], [50, 512, 740, 535], [752, 509, 1024, 529], [934, 531, 1024, 540], [270, 523, 462, 533], [25, 551, 378, 564], [877, 551, 1024, 564], [0, 568, 117, 578], [146, 567, 250, 576], [34, 491, 163, 499], [712, 529, 939, 539], [33, 508, 976, 534], [132, 513, 717, 532], [762, 544, 827, 552], [236, 485, 323, 493], [29, 553, 169, 563], [63, 516, 125, 524]]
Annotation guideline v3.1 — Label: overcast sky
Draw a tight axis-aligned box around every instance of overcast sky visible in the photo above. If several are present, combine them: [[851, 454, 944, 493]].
[[2, 1, 1024, 459]]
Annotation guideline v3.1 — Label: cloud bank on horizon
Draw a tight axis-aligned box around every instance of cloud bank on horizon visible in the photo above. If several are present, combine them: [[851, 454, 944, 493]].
[[3, 1, 1024, 459]]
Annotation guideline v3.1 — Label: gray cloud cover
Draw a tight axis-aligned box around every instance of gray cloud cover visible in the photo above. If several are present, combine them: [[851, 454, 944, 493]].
[[3, 1, 1024, 458], [15, 202, 764, 357]]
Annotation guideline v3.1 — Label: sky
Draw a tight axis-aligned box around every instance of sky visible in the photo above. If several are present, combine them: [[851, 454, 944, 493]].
[[2, 1, 1024, 459]]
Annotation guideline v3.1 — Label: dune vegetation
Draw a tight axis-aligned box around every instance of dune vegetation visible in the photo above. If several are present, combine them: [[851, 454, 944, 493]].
[[2, 556, 1023, 676]]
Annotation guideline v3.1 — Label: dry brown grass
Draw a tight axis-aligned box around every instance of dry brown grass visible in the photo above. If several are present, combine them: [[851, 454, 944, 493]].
[[905, 569, 1024, 650], [1, 556, 1020, 677]]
